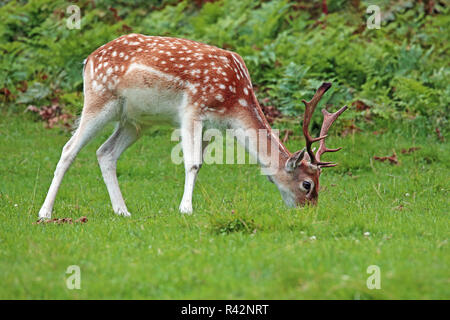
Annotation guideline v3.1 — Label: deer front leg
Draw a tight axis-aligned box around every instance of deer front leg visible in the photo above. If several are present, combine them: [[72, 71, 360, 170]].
[[179, 116, 203, 214]]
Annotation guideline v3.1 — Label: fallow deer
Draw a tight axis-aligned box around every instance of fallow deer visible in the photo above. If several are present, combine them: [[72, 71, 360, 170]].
[[38, 34, 347, 219]]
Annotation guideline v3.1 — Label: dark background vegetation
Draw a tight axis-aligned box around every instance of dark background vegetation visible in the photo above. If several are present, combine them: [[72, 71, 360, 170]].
[[0, 0, 448, 137]]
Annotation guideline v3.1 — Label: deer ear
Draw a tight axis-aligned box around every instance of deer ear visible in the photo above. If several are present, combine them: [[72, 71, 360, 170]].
[[285, 148, 306, 172], [303, 150, 312, 162], [303, 146, 317, 163]]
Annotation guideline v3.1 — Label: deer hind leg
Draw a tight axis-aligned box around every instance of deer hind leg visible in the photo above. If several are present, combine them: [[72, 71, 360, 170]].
[[179, 115, 203, 214], [96, 122, 139, 217], [38, 100, 119, 219]]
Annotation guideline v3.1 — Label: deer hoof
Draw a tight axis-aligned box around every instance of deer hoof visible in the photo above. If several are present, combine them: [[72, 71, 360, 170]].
[[115, 208, 131, 217], [179, 204, 193, 215], [38, 208, 52, 220]]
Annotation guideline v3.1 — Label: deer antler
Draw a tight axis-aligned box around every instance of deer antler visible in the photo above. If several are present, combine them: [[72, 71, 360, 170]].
[[316, 106, 348, 167], [301, 82, 347, 167], [302, 82, 331, 164]]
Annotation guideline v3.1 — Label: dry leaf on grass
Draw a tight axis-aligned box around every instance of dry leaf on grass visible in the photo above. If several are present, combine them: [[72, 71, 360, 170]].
[[352, 100, 371, 111], [33, 216, 87, 225], [341, 122, 362, 137], [435, 128, 444, 142], [26, 98, 73, 130], [260, 97, 283, 125], [401, 147, 421, 154], [374, 151, 398, 165], [372, 129, 387, 135]]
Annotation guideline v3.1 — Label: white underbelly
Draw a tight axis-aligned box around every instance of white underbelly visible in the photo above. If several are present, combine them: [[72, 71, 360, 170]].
[[119, 86, 186, 125]]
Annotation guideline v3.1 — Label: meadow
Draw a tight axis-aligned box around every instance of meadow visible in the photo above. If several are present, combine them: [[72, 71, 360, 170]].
[[0, 114, 448, 299]]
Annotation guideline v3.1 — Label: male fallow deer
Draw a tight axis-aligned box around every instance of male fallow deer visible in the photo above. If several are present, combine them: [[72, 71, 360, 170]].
[[38, 34, 347, 219]]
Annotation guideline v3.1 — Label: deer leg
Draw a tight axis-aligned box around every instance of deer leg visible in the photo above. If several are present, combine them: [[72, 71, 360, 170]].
[[38, 102, 118, 219], [179, 116, 203, 214], [96, 122, 139, 217]]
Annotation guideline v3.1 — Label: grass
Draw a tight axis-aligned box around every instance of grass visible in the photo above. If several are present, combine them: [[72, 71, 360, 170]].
[[0, 114, 448, 299]]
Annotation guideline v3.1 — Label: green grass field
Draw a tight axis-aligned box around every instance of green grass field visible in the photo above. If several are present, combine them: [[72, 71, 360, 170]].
[[0, 114, 448, 299]]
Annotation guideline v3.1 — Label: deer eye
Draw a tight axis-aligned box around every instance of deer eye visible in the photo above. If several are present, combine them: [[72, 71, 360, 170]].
[[300, 180, 313, 193], [302, 181, 311, 190]]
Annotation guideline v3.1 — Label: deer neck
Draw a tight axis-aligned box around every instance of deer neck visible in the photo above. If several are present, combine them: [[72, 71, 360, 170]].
[[230, 99, 291, 176]]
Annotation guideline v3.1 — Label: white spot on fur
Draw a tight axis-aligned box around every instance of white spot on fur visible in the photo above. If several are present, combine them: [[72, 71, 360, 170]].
[[238, 99, 248, 107]]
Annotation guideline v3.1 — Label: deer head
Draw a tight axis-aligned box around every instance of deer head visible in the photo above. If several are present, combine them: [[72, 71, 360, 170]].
[[273, 82, 347, 207]]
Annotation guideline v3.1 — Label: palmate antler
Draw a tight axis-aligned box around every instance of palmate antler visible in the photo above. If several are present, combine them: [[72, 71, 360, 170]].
[[302, 82, 347, 167]]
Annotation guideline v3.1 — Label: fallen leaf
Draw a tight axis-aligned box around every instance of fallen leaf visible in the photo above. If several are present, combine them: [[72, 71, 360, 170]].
[[352, 100, 371, 111], [373, 151, 398, 165], [0, 87, 11, 97], [26, 100, 73, 130], [401, 147, 420, 154], [33, 216, 87, 225], [342, 122, 362, 137], [435, 127, 444, 142], [109, 7, 122, 21], [372, 129, 387, 135]]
